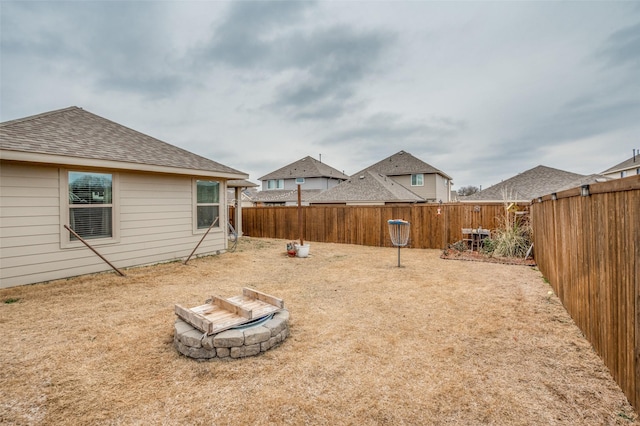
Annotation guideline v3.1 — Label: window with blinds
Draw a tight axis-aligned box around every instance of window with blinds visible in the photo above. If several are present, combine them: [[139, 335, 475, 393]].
[[68, 171, 113, 240], [196, 180, 220, 229]]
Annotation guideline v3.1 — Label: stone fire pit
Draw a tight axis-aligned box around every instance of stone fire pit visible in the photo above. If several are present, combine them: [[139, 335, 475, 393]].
[[173, 288, 289, 360]]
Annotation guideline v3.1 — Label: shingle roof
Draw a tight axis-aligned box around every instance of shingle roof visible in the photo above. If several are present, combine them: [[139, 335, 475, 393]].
[[259, 156, 349, 180], [461, 165, 585, 201], [227, 179, 258, 188], [353, 150, 452, 180], [555, 174, 612, 193], [309, 171, 424, 203], [253, 189, 324, 203], [601, 154, 640, 174], [0, 106, 247, 177]]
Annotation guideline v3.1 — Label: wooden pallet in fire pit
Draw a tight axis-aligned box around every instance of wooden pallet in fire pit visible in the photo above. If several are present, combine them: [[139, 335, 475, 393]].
[[175, 287, 284, 335]]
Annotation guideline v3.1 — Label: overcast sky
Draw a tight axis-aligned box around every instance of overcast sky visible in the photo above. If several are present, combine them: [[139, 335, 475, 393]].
[[2, 1, 639, 190]]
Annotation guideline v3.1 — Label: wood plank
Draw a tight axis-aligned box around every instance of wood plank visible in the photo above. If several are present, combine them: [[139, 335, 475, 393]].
[[242, 287, 285, 308], [175, 304, 212, 334], [211, 295, 253, 319], [227, 295, 282, 315]]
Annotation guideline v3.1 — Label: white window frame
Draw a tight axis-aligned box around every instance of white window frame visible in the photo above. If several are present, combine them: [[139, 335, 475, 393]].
[[295, 177, 305, 184], [411, 173, 424, 186], [267, 179, 284, 190], [60, 169, 120, 248], [193, 179, 222, 234]]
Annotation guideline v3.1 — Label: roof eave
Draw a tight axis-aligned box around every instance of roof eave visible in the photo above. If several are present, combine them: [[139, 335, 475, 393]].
[[1, 150, 248, 180]]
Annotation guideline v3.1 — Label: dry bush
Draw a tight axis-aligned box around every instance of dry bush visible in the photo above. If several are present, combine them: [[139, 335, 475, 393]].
[[489, 214, 532, 258], [0, 238, 637, 425]]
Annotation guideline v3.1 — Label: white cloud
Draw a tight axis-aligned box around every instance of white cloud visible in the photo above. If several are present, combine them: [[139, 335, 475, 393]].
[[1, 1, 639, 190]]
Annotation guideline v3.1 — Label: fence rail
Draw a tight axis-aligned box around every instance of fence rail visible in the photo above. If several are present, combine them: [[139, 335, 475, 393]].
[[531, 175, 640, 410], [238, 203, 525, 249]]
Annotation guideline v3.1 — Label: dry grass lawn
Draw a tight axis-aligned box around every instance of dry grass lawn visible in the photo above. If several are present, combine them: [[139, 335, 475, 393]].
[[1, 238, 637, 425]]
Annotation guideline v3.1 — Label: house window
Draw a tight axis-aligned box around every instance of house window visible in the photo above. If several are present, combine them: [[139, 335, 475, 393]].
[[196, 180, 220, 229], [621, 171, 627, 178], [443, 178, 449, 187], [411, 174, 424, 186], [267, 179, 284, 190], [295, 177, 305, 184], [68, 171, 113, 240]]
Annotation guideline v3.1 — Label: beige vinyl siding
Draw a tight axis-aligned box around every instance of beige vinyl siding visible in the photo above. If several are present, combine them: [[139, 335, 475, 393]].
[[434, 174, 450, 202], [390, 174, 437, 200], [0, 162, 226, 288]]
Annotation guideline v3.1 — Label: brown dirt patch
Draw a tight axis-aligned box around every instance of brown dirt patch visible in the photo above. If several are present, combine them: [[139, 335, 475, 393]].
[[1, 238, 637, 425]]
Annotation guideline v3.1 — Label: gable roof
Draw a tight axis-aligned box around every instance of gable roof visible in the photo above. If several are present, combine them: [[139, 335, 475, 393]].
[[461, 165, 585, 202], [601, 154, 640, 175], [353, 150, 452, 180], [227, 179, 258, 188], [309, 171, 424, 204], [555, 174, 612, 193], [253, 189, 324, 203], [259, 156, 349, 181], [0, 106, 247, 179]]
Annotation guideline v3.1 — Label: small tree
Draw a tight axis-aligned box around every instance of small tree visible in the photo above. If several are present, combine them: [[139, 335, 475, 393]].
[[457, 185, 480, 196]]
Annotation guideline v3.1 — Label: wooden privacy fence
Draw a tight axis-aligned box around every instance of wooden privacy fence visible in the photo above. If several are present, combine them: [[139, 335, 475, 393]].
[[531, 175, 640, 411], [236, 203, 526, 249]]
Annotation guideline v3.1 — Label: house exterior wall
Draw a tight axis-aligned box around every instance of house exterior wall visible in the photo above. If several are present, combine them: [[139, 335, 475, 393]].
[[389, 175, 423, 199], [286, 176, 343, 190], [388, 174, 451, 202], [434, 174, 452, 203], [389, 174, 435, 200], [603, 166, 640, 179], [0, 161, 227, 288], [261, 177, 343, 191]]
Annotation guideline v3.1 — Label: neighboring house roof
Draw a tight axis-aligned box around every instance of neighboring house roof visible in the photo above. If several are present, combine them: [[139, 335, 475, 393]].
[[259, 156, 348, 180], [242, 187, 259, 200], [0, 106, 247, 179], [601, 154, 640, 175], [353, 150, 452, 180], [555, 174, 612, 193], [253, 189, 324, 203], [228, 179, 258, 188], [227, 186, 258, 204], [309, 171, 424, 204], [461, 165, 586, 202]]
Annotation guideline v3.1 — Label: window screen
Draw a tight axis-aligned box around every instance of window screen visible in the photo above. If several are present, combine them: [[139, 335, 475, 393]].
[[196, 180, 220, 229], [68, 172, 113, 240]]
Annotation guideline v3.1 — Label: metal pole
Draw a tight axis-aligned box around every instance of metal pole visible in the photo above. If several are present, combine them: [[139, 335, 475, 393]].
[[298, 185, 303, 245], [184, 216, 220, 265], [63, 225, 126, 277]]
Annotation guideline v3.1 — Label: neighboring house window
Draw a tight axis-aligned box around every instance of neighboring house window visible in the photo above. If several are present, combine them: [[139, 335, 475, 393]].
[[295, 177, 305, 184], [267, 179, 284, 190], [621, 171, 627, 178], [68, 171, 113, 240], [637, 168, 640, 175], [196, 180, 220, 229], [443, 178, 449, 187], [411, 174, 424, 186]]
